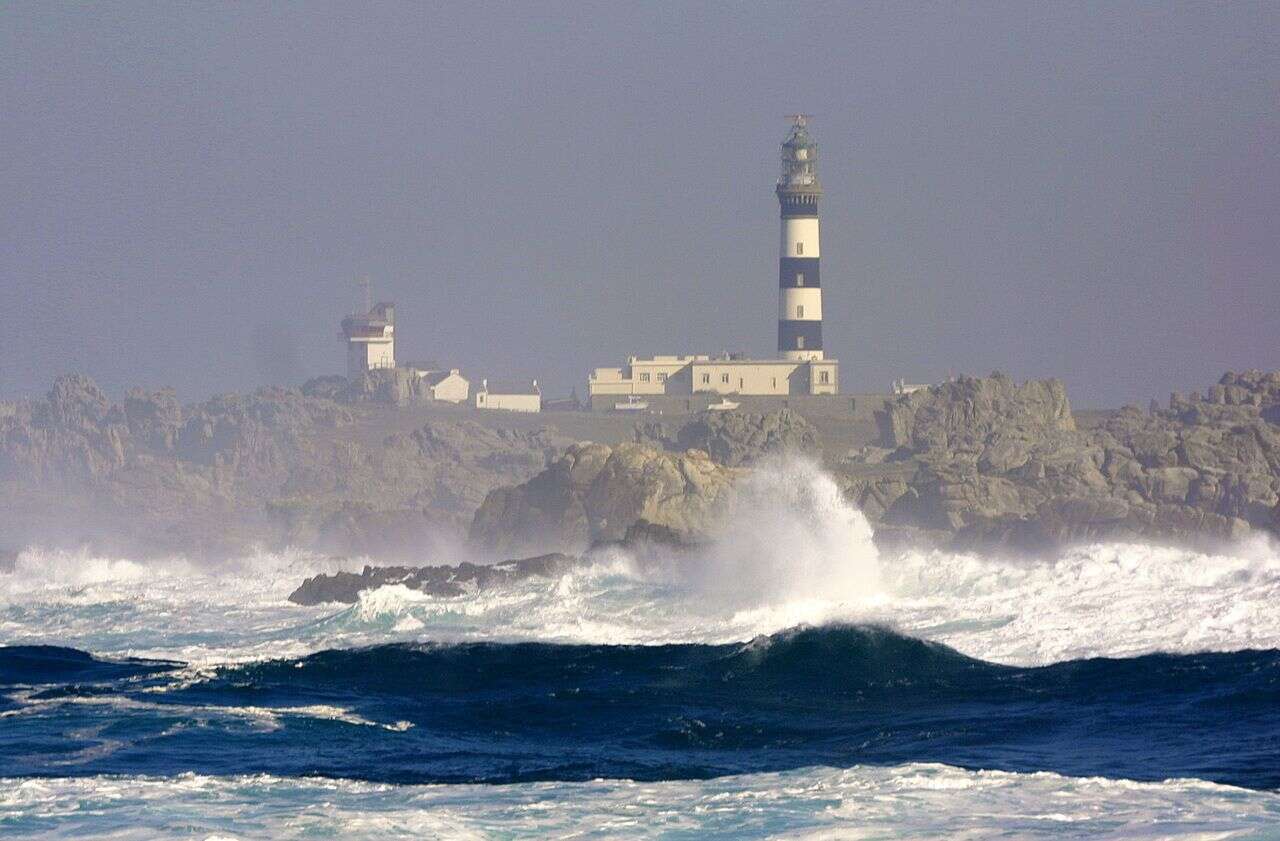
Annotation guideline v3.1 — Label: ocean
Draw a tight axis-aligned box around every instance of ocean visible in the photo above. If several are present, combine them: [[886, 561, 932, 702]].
[[3, 459, 1279, 839]]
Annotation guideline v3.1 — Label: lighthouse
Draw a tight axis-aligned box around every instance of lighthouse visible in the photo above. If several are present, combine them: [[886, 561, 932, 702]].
[[776, 115, 824, 361], [583, 115, 839, 408]]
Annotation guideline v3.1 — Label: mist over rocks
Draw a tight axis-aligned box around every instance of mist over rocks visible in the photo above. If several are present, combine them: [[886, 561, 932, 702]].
[[3, 369, 1279, 563], [0, 374, 569, 558]]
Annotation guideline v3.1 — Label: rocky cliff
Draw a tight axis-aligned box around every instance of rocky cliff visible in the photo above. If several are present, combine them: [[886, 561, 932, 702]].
[[840, 371, 1280, 550]]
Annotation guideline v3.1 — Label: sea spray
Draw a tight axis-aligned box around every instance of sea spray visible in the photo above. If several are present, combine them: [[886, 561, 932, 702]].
[[558, 454, 885, 633], [686, 454, 882, 607], [4, 463, 1280, 666]]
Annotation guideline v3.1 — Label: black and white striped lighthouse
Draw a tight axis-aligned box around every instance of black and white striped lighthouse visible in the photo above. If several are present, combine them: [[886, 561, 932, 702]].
[[776, 115, 824, 361]]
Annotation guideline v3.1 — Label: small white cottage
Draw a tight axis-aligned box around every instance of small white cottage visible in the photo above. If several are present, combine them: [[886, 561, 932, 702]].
[[475, 379, 541, 413], [418, 369, 470, 403]]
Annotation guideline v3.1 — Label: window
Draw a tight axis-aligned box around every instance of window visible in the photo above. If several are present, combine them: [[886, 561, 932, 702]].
[[639, 372, 650, 382], [796, 273, 804, 286], [739, 378, 744, 389], [819, 371, 830, 384], [797, 336, 806, 349], [657, 372, 667, 383], [795, 242, 803, 255], [796, 305, 804, 318], [721, 373, 730, 384], [701, 373, 710, 384]]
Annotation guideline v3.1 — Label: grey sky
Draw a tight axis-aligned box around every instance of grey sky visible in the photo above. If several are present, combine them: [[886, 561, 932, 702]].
[[2, 2, 1276, 407]]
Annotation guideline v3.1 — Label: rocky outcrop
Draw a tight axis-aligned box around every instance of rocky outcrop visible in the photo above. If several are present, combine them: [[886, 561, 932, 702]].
[[842, 371, 1280, 550], [0, 374, 569, 558], [0, 375, 351, 489], [469, 442, 735, 556], [304, 369, 457, 407], [674, 409, 819, 467], [7, 369, 1279, 560], [876, 373, 1075, 454], [288, 553, 577, 605]]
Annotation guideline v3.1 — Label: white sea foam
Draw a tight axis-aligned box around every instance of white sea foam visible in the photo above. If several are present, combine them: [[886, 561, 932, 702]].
[[3, 459, 1280, 666], [0, 763, 1276, 839]]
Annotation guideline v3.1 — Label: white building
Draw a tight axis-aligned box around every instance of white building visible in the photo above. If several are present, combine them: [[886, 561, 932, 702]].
[[588, 353, 837, 408], [475, 379, 541, 413], [418, 369, 470, 403], [341, 302, 395, 380]]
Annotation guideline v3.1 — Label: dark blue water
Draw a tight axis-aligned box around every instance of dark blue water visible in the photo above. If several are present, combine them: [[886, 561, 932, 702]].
[[2, 626, 1277, 788]]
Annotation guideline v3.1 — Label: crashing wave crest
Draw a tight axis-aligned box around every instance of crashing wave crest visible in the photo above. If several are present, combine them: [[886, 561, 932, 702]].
[[2, 458, 1279, 667]]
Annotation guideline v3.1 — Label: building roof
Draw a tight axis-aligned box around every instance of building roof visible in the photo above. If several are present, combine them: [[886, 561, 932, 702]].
[[421, 370, 466, 386]]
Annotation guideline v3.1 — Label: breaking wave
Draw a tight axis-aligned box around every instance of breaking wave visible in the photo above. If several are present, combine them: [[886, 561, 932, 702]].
[[4, 763, 1278, 840]]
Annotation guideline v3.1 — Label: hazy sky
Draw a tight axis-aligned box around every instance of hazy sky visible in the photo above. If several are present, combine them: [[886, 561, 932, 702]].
[[2, 2, 1276, 407]]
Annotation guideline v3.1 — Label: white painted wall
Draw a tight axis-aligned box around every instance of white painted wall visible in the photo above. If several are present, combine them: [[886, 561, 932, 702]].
[[346, 338, 395, 380], [691, 362, 798, 395], [779, 288, 823, 320], [780, 217, 821, 258], [428, 372, 469, 403]]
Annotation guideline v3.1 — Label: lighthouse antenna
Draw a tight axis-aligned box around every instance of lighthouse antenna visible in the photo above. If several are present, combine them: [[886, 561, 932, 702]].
[[356, 275, 372, 315]]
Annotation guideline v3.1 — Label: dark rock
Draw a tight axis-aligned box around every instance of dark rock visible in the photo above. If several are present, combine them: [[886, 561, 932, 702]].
[[288, 552, 578, 605]]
